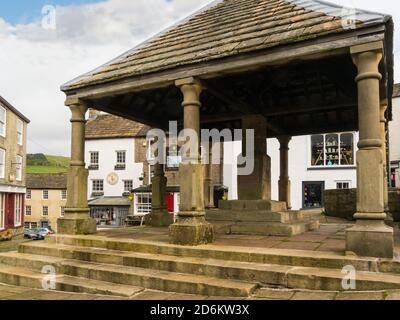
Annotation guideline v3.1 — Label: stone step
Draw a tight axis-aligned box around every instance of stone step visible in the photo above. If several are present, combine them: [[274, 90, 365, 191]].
[[219, 200, 287, 211], [0, 252, 257, 297], [206, 209, 305, 223], [47, 234, 399, 273], [14, 242, 400, 291], [0, 264, 143, 297], [228, 220, 320, 236]]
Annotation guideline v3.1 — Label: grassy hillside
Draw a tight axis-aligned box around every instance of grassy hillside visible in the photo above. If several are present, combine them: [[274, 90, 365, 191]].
[[27, 154, 70, 174]]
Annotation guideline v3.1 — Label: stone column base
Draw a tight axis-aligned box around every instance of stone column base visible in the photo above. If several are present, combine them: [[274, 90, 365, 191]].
[[169, 213, 214, 246], [346, 219, 393, 258], [145, 211, 174, 227], [58, 210, 97, 235]]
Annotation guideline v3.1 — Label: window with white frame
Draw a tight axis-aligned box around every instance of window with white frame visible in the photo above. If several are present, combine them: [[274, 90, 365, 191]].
[[116, 151, 126, 165], [124, 180, 133, 193], [14, 194, 22, 226], [89, 151, 99, 168], [336, 181, 351, 189], [0, 193, 4, 230], [43, 190, 49, 200], [0, 148, 5, 179], [26, 189, 31, 199], [136, 193, 152, 214], [25, 205, 32, 216], [17, 119, 23, 145], [310, 133, 355, 167], [60, 206, 65, 217], [42, 206, 49, 216], [61, 189, 67, 200], [92, 180, 104, 192], [16, 155, 22, 181], [0, 106, 6, 137]]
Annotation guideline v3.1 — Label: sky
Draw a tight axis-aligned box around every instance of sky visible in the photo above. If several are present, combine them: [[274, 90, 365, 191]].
[[0, 0, 398, 157]]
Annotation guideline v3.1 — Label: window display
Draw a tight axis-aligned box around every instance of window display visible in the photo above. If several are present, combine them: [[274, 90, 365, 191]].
[[303, 182, 324, 208], [310, 133, 355, 167]]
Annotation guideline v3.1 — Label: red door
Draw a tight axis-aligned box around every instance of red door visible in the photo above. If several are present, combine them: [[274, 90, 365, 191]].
[[5, 193, 15, 229], [166, 193, 174, 214]]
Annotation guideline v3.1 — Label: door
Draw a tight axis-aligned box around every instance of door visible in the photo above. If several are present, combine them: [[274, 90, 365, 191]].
[[5, 193, 15, 229], [302, 182, 325, 209], [166, 193, 174, 213]]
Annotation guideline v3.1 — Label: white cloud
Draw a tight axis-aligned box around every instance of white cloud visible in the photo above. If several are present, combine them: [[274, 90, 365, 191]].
[[0, 0, 398, 156]]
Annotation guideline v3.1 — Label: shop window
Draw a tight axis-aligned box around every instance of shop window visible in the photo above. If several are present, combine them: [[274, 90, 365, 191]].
[[310, 133, 355, 167], [303, 182, 324, 209], [136, 193, 152, 214]]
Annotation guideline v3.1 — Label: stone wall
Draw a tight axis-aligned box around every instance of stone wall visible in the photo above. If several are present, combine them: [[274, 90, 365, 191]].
[[325, 188, 400, 222], [389, 188, 400, 221], [324, 189, 357, 220]]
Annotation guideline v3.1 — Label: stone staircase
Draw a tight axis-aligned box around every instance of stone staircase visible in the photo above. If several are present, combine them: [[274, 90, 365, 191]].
[[207, 200, 320, 236], [1, 234, 400, 298]]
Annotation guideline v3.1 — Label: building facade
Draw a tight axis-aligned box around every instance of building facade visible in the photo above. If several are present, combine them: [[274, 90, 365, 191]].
[[85, 112, 148, 226], [224, 132, 359, 210], [25, 173, 67, 231], [0, 96, 29, 239], [390, 84, 400, 188]]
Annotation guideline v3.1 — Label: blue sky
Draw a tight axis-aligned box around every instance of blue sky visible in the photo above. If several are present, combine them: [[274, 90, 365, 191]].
[[0, 0, 102, 24]]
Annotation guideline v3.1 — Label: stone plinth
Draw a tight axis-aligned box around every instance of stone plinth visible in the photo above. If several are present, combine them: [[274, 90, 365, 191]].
[[208, 200, 319, 237]]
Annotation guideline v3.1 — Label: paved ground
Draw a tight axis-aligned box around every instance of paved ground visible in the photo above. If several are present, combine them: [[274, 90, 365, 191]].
[[1, 284, 400, 300]]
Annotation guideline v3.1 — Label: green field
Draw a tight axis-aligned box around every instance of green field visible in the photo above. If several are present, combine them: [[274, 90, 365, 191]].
[[27, 154, 70, 174]]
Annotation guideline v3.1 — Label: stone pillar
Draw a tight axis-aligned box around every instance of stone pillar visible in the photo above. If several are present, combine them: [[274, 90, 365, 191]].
[[169, 77, 214, 245], [58, 100, 96, 235], [278, 136, 292, 210], [204, 143, 215, 209], [380, 104, 390, 214], [238, 114, 271, 200], [346, 41, 393, 258], [145, 162, 173, 227]]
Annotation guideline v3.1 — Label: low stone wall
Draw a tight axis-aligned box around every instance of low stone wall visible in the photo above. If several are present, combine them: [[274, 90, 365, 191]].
[[325, 188, 400, 222], [324, 189, 357, 220], [389, 188, 400, 222]]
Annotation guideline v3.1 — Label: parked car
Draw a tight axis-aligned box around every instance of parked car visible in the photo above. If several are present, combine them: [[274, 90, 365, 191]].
[[36, 228, 54, 236], [24, 229, 45, 240]]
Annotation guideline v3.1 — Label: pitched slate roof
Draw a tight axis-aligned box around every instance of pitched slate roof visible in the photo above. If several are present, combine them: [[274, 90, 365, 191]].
[[27, 173, 67, 190], [0, 96, 30, 123], [62, 0, 389, 92], [85, 114, 150, 140]]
